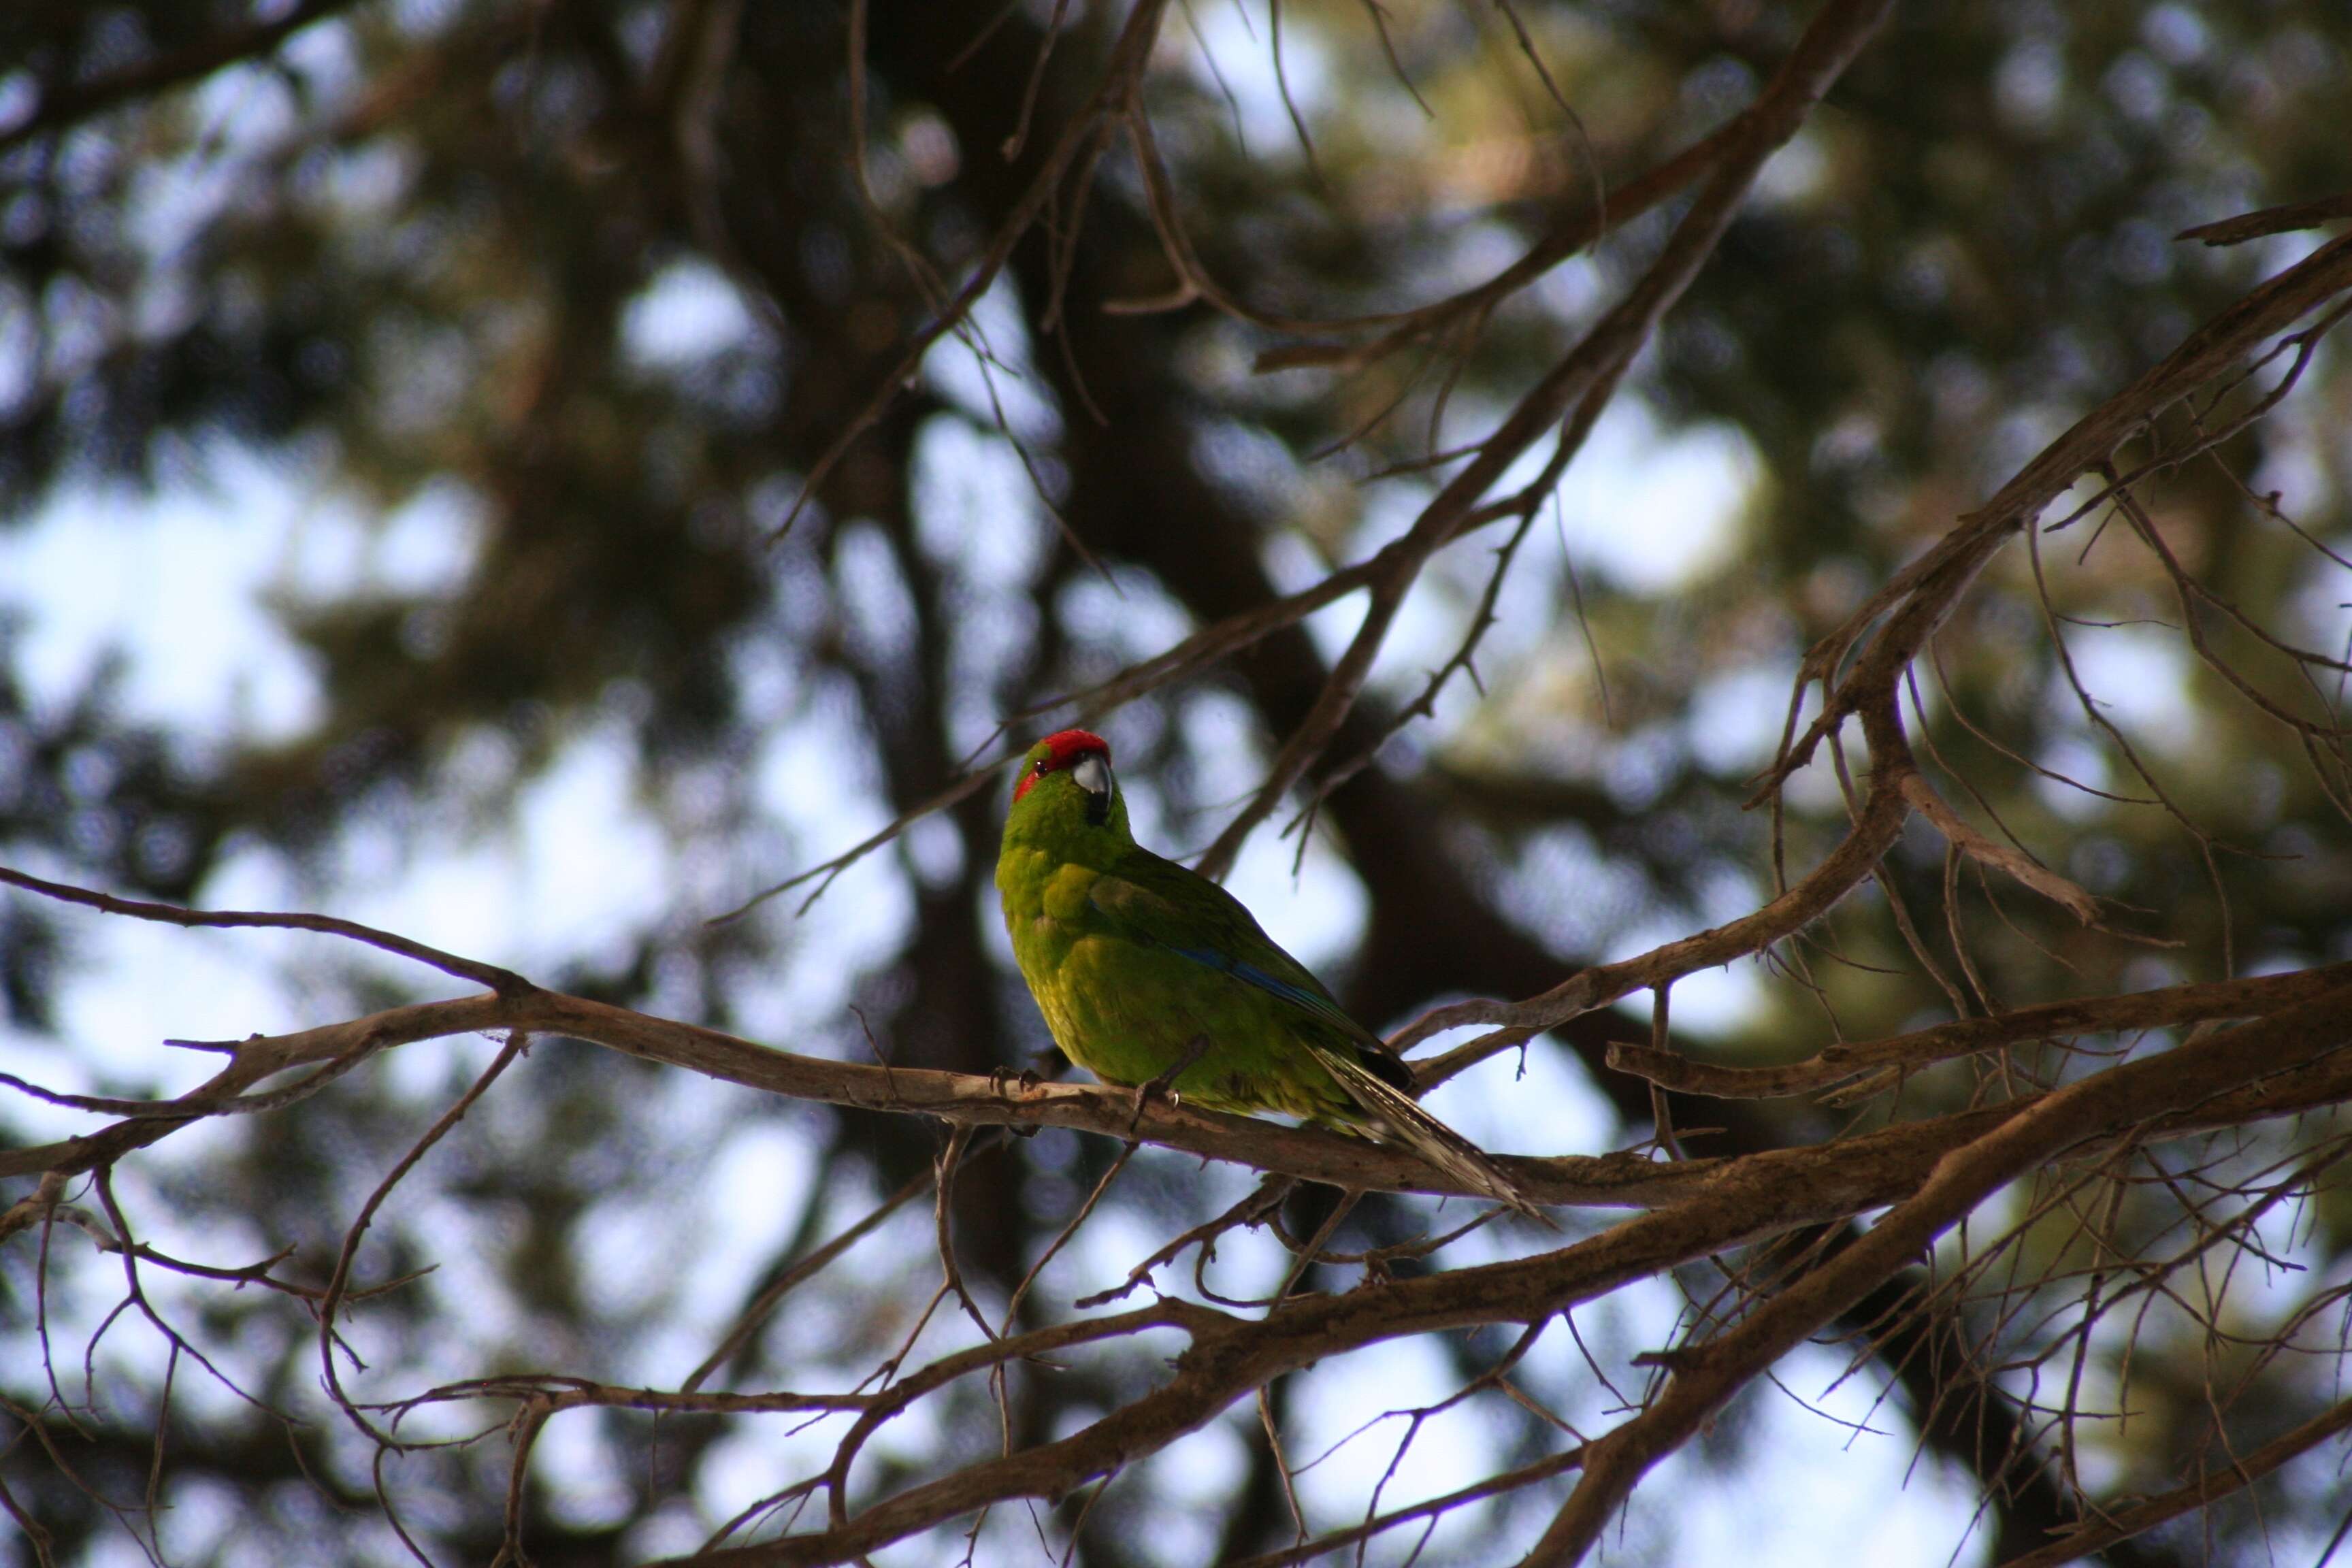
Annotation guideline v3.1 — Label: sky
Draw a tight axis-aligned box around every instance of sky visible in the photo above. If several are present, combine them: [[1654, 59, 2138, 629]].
[[0, 7, 2267, 1563]]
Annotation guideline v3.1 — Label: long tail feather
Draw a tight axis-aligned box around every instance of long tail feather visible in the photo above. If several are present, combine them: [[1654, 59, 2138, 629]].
[[1307, 1044, 1548, 1221]]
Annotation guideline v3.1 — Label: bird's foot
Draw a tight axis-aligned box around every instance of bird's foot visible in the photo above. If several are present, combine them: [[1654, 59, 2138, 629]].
[[987, 1064, 1047, 1135], [1128, 1034, 1212, 1132], [986, 1064, 1045, 1098]]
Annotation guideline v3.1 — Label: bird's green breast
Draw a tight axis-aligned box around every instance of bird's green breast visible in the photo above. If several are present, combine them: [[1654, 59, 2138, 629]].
[[997, 845, 1082, 955]]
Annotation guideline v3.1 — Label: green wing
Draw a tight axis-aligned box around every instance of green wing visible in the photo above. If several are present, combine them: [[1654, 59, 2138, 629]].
[[1084, 848, 1388, 1052], [1086, 849, 1542, 1217]]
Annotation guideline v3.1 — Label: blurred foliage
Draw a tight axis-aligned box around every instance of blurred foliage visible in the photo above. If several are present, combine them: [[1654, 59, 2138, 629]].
[[3, 0, 2350, 1563]]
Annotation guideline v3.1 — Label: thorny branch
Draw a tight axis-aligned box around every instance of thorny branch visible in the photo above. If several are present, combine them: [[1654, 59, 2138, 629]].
[[1390, 225, 2352, 1073], [1519, 983, 2352, 1565], [10, 866, 2350, 1206], [1190, 0, 1901, 883], [725, 0, 1902, 909], [6, 861, 2352, 1563]]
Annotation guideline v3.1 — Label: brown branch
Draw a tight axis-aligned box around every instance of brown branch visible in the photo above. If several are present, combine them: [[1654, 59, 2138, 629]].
[[1192, 0, 1898, 883], [0, 1171, 68, 1246], [648, 987, 2352, 1565], [389, 1375, 872, 1420], [1990, 1392, 2352, 1568], [0, 994, 513, 1183], [713, 754, 1021, 921], [772, 0, 1172, 537], [1401, 702, 1913, 1071], [1073, 1175, 1294, 1308], [0, 865, 532, 997], [1286, 486, 1554, 849], [2177, 189, 2352, 246], [1393, 225, 2352, 1076], [1222, 1447, 1590, 1568], [1519, 982, 2352, 1567], [0, 0, 361, 155], [1605, 962, 2352, 1100], [12, 868, 2352, 1218], [11, 852, 2352, 1565], [682, 1165, 939, 1394], [1757, 228, 2352, 802], [0, 983, 1696, 1207], [317, 1032, 532, 1446], [1222, 93, 1749, 361], [1895, 772, 2097, 924], [755, 421, 1656, 908]]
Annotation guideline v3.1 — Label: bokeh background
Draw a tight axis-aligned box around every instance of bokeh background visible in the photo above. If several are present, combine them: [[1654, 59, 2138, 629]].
[[3, 0, 2351, 1563]]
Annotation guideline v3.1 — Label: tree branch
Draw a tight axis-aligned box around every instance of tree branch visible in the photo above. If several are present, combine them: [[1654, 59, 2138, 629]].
[[1521, 983, 2352, 1567], [1192, 0, 1899, 882]]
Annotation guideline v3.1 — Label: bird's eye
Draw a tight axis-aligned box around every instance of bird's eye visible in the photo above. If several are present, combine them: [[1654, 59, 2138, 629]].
[[1032, 759, 1048, 774]]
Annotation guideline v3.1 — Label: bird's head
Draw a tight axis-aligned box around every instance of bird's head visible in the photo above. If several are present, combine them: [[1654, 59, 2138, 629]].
[[1009, 729, 1125, 836]]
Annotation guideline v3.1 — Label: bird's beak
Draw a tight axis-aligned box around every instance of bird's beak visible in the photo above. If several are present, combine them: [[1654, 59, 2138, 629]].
[[1073, 754, 1113, 824]]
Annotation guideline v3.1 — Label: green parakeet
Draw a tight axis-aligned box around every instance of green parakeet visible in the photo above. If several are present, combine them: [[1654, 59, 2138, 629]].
[[996, 728, 1538, 1215]]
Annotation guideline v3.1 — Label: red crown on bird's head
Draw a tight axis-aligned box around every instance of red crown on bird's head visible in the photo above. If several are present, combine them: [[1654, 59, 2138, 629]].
[[1014, 729, 1111, 803]]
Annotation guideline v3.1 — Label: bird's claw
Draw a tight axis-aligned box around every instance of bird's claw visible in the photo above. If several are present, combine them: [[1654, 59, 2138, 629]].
[[1127, 1072, 1179, 1133], [987, 1064, 1045, 1098], [1127, 1034, 1211, 1133], [987, 1064, 1048, 1136]]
